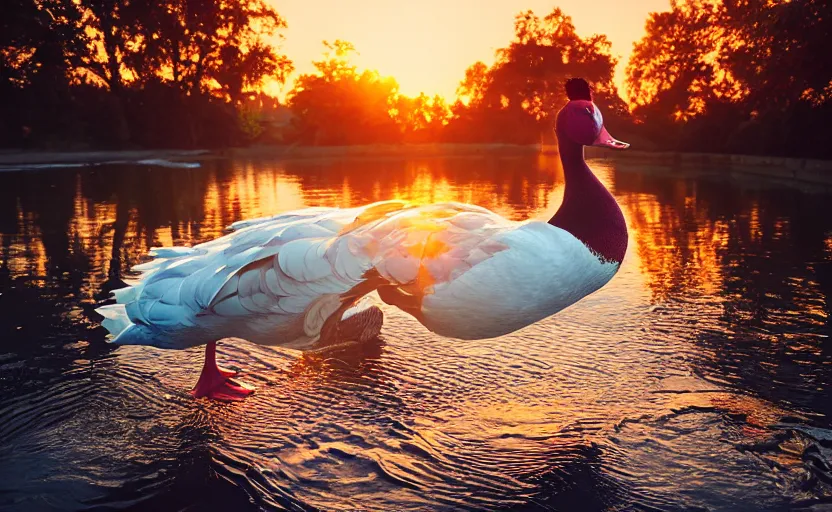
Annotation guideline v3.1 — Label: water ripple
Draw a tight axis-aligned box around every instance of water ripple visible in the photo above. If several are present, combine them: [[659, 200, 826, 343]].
[[1, 157, 831, 510]]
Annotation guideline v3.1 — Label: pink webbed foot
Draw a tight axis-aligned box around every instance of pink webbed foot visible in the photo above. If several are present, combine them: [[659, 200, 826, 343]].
[[190, 377, 253, 402], [190, 342, 254, 402], [216, 366, 238, 379]]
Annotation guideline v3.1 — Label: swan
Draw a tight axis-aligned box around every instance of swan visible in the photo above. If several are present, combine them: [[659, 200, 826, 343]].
[[96, 78, 629, 401]]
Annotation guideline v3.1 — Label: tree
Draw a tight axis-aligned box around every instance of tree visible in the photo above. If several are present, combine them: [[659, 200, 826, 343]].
[[393, 93, 450, 143], [627, 0, 832, 158], [115, 0, 293, 101], [0, 0, 293, 149], [287, 41, 403, 145], [721, 0, 832, 110], [0, 0, 87, 88], [0, 0, 88, 145], [627, 1, 741, 122], [78, 0, 135, 93], [456, 62, 489, 105], [492, 9, 624, 121], [447, 8, 628, 143]]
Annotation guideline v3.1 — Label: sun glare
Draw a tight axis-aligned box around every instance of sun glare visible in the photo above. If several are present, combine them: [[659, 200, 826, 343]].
[[274, 0, 669, 100]]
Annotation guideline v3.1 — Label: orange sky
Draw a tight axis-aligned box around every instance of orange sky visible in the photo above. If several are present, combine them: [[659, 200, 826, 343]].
[[272, 0, 669, 101]]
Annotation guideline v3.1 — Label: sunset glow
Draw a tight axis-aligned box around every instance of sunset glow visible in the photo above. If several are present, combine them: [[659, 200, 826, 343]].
[[274, 0, 670, 100]]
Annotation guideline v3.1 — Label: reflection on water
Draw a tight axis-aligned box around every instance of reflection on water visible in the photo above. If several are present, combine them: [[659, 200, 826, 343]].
[[0, 155, 831, 511]]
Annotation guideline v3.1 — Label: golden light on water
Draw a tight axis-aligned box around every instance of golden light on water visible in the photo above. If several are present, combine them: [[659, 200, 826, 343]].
[[0, 160, 553, 287], [5, 159, 829, 330], [621, 186, 730, 301], [3, 209, 48, 279], [0, 157, 800, 310]]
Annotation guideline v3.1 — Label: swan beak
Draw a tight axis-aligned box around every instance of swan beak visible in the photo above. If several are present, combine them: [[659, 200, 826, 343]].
[[593, 126, 629, 150]]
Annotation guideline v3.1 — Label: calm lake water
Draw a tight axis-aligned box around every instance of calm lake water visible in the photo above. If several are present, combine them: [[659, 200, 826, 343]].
[[1, 154, 831, 511]]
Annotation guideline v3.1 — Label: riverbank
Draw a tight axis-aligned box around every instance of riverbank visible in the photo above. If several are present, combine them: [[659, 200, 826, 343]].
[[586, 148, 832, 187], [0, 149, 211, 167], [2, 144, 831, 186], [224, 143, 540, 160], [0, 144, 539, 169]]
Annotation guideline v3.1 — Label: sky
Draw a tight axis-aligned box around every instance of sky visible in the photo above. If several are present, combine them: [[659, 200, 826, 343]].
[[271, 0, 670, 101]]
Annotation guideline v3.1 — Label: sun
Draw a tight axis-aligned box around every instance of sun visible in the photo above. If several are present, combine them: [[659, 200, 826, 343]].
[[273, 0, 669, 101]]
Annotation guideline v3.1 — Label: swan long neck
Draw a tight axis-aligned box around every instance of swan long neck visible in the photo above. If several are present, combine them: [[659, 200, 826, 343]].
[[548, 137, 628, 264], [557, 140, 595, 187]]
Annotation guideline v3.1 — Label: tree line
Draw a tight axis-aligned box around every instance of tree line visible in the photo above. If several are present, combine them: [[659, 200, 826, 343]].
[[2, 0, 292, 148], [285, 10, 626, 146], [3, 1, 831, 158], [627, 0, 832, 159]]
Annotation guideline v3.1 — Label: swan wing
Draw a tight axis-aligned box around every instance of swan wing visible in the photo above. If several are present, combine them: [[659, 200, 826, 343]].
[[98, 200, 568, 348], [97, 200, 409, 347], [365, 202, 514, 290]]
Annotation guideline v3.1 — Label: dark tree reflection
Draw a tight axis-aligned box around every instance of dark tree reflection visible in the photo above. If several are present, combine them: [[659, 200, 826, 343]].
[[618, 171, 832, 419]]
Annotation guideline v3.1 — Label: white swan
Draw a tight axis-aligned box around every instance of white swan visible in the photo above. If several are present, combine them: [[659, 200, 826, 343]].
[[96, 78, 629, 401]]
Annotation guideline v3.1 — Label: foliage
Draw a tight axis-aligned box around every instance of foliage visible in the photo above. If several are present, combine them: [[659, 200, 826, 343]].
[[393, 93, 450, 143], [286, 41, 451, 145], [5, 0, 828, 157], [722, 0, 832, 109], [627, 1, 733, 121], [627, 0, 832, 158], [0, 0, 292, 149], [446, 8, 629, 143]]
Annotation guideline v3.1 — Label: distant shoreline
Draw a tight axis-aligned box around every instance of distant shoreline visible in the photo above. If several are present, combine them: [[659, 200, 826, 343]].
[[1, 144, 831, 186], [225, 143, 542, 160], [0, 149, 213, 168], [0, 144, 539, 169], [592, 148, 832, 187]]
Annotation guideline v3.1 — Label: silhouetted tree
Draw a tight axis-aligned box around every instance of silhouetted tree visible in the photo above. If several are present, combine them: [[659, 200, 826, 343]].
[[456, 62, 489, 106], [123, 0, 292, 101], [447, 8, 629, 144], [627, 0, 832, 158], [722, 0, 832, 110], [393, 93, 450, 143], [0, 0, 292, 149], [627, 2, 731, 120], [287, 41, 436, 145], [0, 0, 89, 145]]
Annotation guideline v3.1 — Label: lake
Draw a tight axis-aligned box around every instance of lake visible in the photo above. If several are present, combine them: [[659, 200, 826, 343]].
[[1, 153, 831, 511]]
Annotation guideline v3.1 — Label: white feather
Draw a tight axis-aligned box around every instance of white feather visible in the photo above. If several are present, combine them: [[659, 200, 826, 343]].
[[263, 267, 283, 297], [149, 247, 197, 258], [98, 304, 133, 340], [420, 222, 618, 340], [111, 286, 138, 303], [277, 238, 315, 281]]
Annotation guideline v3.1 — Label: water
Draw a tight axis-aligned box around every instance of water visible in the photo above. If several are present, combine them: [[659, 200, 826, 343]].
[[1, 154, 831, 511]]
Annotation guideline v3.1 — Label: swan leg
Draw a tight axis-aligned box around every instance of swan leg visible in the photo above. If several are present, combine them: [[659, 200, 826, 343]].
[[190, 341, 254, 401]]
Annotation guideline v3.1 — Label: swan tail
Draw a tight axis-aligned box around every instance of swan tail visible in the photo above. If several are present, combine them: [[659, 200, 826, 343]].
[[132, 247, 199, 272], [97, 304, 136, 343], [96, 303, 163, 346], [112, 285, 139, 303]]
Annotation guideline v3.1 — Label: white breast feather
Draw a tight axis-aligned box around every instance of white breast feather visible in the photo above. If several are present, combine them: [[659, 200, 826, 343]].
[[419, 222, 619, 340]]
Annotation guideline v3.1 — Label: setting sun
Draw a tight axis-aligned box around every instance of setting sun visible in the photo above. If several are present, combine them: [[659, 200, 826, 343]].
[[274, 0, 669, 99]]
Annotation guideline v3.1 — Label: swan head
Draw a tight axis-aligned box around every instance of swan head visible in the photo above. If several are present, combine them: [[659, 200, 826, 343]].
[[556, 78, 629, 150]]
